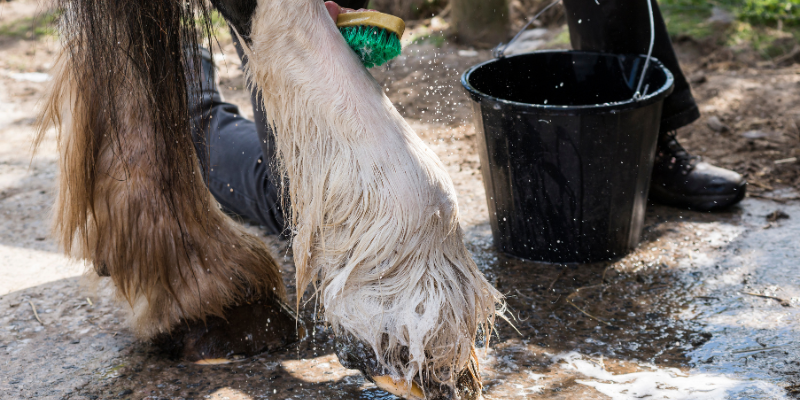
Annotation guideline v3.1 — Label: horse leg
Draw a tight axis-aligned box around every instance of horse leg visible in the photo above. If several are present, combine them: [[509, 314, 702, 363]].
[[233, 0, 503, 397], [36, 0, 303, 362]]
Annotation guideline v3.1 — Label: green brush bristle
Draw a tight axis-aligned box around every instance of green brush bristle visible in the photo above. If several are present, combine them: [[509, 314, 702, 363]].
[[340, 25, 402, 69]]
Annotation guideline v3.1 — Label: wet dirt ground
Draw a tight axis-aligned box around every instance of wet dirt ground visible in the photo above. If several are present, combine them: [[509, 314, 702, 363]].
[[2, 1, 800, 399]]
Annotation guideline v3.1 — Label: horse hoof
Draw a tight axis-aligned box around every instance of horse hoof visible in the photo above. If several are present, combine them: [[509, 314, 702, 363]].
[[334, 332, 482, 400], [153, 296, 306, 362]]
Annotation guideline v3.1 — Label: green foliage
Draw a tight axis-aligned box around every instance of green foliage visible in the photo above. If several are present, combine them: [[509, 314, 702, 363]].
[[726, 20, 798, 58], [658, 0, 800, 59], [660, 9, 714, 39], [340, 25, 403, 68], [409, 32, 447, 47], [0, 10, 60, 40], [659, 0, 800, 26], [197, 10, 231, 41], [740, 0, 800, 25], [550, 27, 571, 47]]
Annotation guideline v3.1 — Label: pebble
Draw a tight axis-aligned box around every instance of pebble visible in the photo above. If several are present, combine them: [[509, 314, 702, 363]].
[[690, 73, 707, 84], [706, 116, 729, 132], [742, 130, 768, 139]]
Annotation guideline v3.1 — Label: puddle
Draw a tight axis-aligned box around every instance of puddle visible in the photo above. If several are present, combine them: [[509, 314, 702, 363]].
[[3, 191, 798, 399], [2, 19, 800, 398], [554, 351, 787, 399], [465, 197, 800, 398], [682, 199, 800, 390]]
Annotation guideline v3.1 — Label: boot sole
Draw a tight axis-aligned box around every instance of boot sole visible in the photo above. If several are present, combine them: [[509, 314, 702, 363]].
[[649, 182, 747, 211]]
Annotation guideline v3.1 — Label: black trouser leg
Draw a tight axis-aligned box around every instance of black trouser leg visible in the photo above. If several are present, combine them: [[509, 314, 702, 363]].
[[190, 41, 285, 234], [190, 0, 371, 231], [334, 0, 370, 9], [188, 0, 393, 231], [562, 0, 700, 132]]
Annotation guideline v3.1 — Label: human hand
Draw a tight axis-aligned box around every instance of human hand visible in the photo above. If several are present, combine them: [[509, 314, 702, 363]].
[[324, 2, 377, 22]]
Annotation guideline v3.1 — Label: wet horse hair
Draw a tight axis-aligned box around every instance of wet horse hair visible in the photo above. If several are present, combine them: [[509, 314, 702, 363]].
[[35, 0, 285, 337], [240, 0, 503, 387], [36, 0, 503, 394]]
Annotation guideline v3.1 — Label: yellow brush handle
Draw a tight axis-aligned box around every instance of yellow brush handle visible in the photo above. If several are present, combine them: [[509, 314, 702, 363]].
[[336, 11, 406, 39]]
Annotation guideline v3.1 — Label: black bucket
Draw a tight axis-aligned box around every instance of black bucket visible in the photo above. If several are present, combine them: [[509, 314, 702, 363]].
[[461, 50, 674, 263]]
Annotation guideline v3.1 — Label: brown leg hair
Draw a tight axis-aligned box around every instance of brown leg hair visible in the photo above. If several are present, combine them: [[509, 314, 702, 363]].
[[35, 0, 296, 352]]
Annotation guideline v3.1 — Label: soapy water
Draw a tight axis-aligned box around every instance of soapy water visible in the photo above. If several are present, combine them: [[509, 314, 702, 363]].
[[4, 41, 799, 400], [365, 43, 800, 400], [680, 199, 800, 389], [461, 197, 800, 399], [554, 351, 788, 399]]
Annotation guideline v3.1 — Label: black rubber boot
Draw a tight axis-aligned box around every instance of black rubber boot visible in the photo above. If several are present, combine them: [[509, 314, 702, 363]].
[[186, 45, 221, 165], [649, 132, 747, 211], [186, 46, 222, 121]]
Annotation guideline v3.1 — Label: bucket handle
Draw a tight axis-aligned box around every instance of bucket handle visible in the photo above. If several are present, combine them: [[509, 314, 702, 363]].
[[492, 0, 656, 102], [632, 0, 655, 100], [492, 0, 562, 59]]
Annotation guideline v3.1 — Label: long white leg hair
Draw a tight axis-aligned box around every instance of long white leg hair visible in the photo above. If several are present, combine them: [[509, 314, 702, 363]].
[[239, 0, 504, 389]]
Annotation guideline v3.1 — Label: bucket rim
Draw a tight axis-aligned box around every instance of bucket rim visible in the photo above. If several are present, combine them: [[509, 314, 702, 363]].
[[460, 50, 675, 113]]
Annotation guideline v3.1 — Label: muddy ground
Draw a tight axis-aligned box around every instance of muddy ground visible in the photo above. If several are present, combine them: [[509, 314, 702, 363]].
[[2, 1, 800, 399]]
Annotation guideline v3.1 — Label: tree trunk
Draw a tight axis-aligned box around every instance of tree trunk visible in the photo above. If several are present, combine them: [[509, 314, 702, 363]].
[[369, 0, 444, 20], [451, 0, 509, 46]]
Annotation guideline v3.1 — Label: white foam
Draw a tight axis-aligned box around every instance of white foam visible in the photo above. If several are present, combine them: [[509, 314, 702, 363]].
[[552, 352, 788, 399]]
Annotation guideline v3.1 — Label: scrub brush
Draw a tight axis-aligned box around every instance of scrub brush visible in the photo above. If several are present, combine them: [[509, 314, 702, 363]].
[[337, 11, 405, 68]]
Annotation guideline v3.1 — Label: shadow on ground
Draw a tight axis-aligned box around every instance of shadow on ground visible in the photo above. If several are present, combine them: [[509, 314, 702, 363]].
[[2, 198, 799, 399]]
